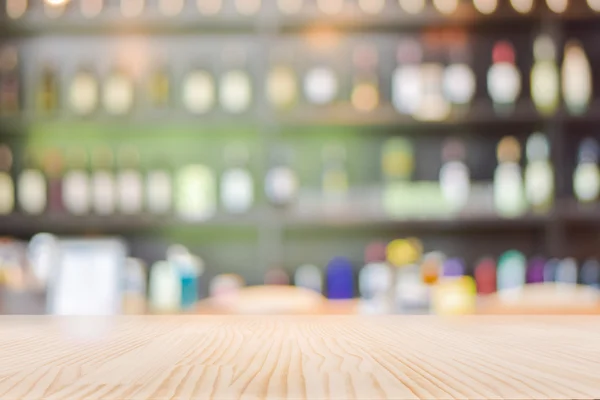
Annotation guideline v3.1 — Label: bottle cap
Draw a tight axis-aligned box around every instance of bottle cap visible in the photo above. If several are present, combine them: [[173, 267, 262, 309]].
[[525, 132, 550, 162], [353, 44, 379, 71], [526, 256, 546, 284], [492, 41, 516, 65], [443, 258, 465, 277], [533, 35, 556, 61], [42, 148, 64, 177], [497, 136, 521, 164], [0, 144, 13, 172], [578, 137, 599, 164], [364, 241, 388, 264], [396, 39, 423, 65], [381, 137, 415, 179], [442, 137, 467, 163]]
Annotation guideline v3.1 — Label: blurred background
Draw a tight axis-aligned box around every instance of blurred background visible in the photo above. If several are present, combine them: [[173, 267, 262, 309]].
[[1, 0, 600, 316]]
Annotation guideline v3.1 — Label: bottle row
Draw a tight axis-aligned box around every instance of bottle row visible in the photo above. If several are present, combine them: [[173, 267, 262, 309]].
[[5, 0, 600, 20], [1, 133, 600, 219], [0, 35, 595, 120], [1, 234, 599, 315]]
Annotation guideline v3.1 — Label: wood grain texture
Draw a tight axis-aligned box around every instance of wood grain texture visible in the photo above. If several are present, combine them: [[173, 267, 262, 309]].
[[0, 316, 599, 399]]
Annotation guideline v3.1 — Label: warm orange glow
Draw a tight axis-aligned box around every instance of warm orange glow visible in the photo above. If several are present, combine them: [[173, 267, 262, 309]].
[[305, 28, 342, 51], [44, 0, 69, 5], [399, 0, 425, 14], [6, 0, 27, 19], [351, 83, 378, 112]]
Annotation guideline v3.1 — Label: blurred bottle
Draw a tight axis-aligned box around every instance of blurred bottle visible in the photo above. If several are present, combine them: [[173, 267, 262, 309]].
[[146, 157, 173, 215], [416, 34, 450, 122], [496, 250, 526, 301], [0, 46, 20, 116], [219, 50, 252, 114], [17, 150, 47, 215], [148, 64, 171, 109], [235, 0, 261, 15], [37, 63, 59, 116], [473, 0, 498, 14], [103, 66, 135, 116], [387, 239, 426, 313], [588, 0, 600, 11], [398, 0, 425, 14], [531, 35, 559, 116], [351, 45, 379, 113], [42, 148, 65, 213], [264, 267, 290, 285], [359, 262, 393, 314], [62, 147, 91, 216], [316, 0, 343, 15], [526, 256, 545, 284], [510, 0, 534, 13], [555, 257, 578, 285], [91, 146, 117, 216], [443, 39, 476, 116], [439, 137, 470, 213], [421, 251, 444, 286], [277, 0, 302, 14], [81, 0, 103, 19], [168, 245, 203, 310], [122, 258, 147, 314], [392, 39, 423, 117], [487, 41, 521, 115], [220, 143, 254, 214], [197, 0, 222, 15], [0, 144, 14, 215], [546, 0, 568, 13], [494, 136, 526, 218], [474, 257, 497, 295], [358, 0, 384, 14], [6, 0, 27, 19], [543, 258, 560, 283], [266, 61, 298, 111], [44, 0, 66, 18], [442, 258, 465, 278], [265, 146, 298, 208], [326, 257, 354, 300], [431, 276, 477, 315], [116, 146, 143, 215], [381, 137, 414, 216], [562, 40, 592, 116], [294, 264, 322, 293], [210, 273, 244, 307], [581, 259, 600, 288], [159, 0, 184, 16], [27, 233, 59, 289], [175, 163, 216, 221], [69, 66, 99, 117], [321, 142, 348, 206], [121, 0, 144, 17], [149, 260, 181, 313], [433, 0, 458, 14], [524, 132, 554, 213], [182, 68, 215, 115], [304, 64, 339, 107], [573, 138, 600, 204]]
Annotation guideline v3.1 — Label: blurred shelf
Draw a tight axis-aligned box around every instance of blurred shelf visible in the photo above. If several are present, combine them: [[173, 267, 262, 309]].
[[0, 212, 263, 236], [1, 4, 600, 37]]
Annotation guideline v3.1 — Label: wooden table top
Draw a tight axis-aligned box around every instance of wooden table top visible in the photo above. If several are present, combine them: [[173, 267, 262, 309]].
[[1, 316, 599, 400]]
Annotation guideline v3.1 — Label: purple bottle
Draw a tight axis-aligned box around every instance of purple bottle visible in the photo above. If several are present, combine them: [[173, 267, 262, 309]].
[[443, 258, 465, 278], [326, 257, 354, 300], [527, 257, 545, 284]]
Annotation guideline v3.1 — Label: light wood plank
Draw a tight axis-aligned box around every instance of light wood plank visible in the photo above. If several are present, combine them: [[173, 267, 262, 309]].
[[0, 316, 599, 399]]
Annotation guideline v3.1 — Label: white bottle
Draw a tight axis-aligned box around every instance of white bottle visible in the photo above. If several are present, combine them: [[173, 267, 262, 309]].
[[416, 63, 450, 122], [473, 0, 498, 14], [546, 0, 568, 13], [175, 164, 216, 221], [494, 136, 526, 218], [487, 41, 521, 114], [359, 263, 393, 314], [265, 148, 299, 207], [219, 69, 252, 114], [17, 152, 47, 215], [69, 67, 99, 117], [103, 67, 135, 116], [220, 144, 254, 214], [531, 35, 559, 116], [443, 47, 476, 113], [182, 70, 215, 115], [392, 40, 423, 116], [510, 0, 533, 13], [116, 147, 143, 215], [146, 161, 172, 215], [562, 41, 592, 116], [0, 144, 14, 215], [304, 66, 338, 106], [294, 264, 322, 293], [524, 133, 554, 212], [439, 138, 470, 213], [149, 261, 181, 313], [574, 138, 600, 204], [91, 147, 117, 216], [62, 148, 91, 216]]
